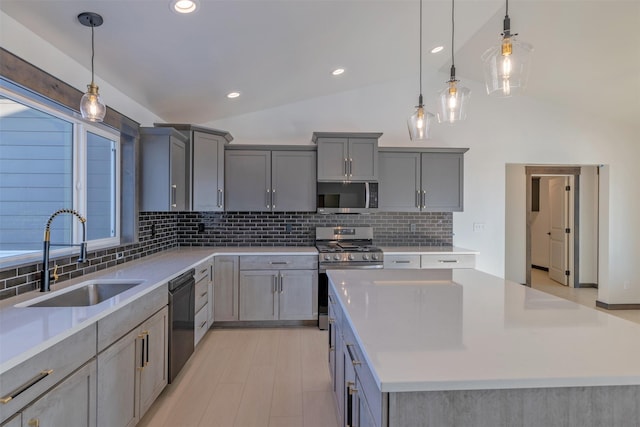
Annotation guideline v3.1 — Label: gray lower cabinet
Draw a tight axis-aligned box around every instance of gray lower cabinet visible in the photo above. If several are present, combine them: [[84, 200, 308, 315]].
[[0, 414, 19, 427], [225, 150, 316, 212], [213, 256, 240, 322], [314, 133, 381, 181], [238, 269, 317, 321], [238, 255, 318, 322], [378, 150, 466, 212], [97, 306, 168, 427], [19, 360, 96, 427], [140, 127, 188, 211]]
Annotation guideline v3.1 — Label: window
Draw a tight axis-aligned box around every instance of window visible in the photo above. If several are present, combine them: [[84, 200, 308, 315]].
[[0, 88, 120, 264]]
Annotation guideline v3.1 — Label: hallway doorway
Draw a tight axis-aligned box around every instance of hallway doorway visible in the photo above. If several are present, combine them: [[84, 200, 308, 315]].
[[525, 165, 599, 288]]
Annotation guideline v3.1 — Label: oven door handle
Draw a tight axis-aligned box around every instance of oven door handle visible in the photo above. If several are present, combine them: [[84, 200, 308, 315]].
[[319, 264, 384, 272]]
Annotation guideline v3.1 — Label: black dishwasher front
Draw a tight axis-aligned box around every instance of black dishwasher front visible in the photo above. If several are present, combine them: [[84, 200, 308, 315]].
[[168, 269, 195, 383]]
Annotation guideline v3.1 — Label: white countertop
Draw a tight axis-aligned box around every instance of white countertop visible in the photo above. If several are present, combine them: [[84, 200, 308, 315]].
[[0, 246, 317, 373], [380, 246, 478, 255], [328, 268, 640, 393]]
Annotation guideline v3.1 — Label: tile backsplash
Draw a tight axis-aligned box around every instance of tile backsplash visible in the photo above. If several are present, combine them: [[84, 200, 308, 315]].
[[177, 211, 452, 247], [0, 211, 452, 300]]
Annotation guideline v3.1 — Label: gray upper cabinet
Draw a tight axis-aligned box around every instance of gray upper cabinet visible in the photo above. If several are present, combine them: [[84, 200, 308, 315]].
[[225, 150, 272, 212], [153, 124, 232, 212], [378, 149, 467, 212], [271, 151, 316, 212], [140, 127, 188, 211], [313, 132, 382, 181], [378, 152, 421, 212], [225, 149, 316, 212], [421, 152, 464, 211], [192, 131, 225, 211]]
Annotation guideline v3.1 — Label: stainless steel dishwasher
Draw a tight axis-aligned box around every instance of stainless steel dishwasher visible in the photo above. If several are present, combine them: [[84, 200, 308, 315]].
[[168, 268, 195, 383]]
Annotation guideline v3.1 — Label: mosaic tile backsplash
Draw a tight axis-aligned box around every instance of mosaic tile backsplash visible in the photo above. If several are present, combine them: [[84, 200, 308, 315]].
[[0, 211, 452, 300]]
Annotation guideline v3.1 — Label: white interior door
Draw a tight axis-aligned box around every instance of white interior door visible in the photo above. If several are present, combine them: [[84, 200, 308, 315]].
[[548, 177, 569, 285]]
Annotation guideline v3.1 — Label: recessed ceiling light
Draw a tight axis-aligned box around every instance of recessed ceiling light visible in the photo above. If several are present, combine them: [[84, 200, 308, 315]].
[[332, 68, 345, 76], [171, 0, 198, 14], [227, 92, 240, 99], [430, 46, 444, 54]]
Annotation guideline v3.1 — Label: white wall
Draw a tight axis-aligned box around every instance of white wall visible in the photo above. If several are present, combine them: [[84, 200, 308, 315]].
[[579, 166, 599, 285], [3, 10, 638, 305]]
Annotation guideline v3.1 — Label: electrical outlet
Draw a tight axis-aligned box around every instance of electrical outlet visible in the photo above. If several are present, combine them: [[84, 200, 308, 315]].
[[116, 252, 124, 260], [197, 223, 205, 233], [410, 223, 417, 232], [473, 223, 485, 232], [285, 223, 292, 232]]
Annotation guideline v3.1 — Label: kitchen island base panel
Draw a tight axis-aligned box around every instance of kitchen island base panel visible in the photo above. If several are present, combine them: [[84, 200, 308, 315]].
[[389, 385, 640, 427]]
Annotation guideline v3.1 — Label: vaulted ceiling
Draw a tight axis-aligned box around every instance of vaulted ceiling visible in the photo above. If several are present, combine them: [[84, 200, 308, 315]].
[[1, 1, 638, 128]]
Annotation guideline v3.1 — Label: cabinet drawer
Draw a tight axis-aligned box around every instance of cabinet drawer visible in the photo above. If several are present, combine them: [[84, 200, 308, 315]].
[[240, 255, 317, 270], [194, 306, 208, 346], [194, 262, 210, 283], [0, 325, 96, 424], [383, 255, 421, 269], [421, 254, 475, 269], [195, 278, 208, 313]]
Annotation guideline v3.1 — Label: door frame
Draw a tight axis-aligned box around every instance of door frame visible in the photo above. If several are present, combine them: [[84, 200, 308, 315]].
[[525, 166, 581, 287]]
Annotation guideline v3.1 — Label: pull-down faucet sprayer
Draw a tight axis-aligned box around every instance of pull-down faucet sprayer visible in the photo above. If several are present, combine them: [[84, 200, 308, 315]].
[[41, 209, 88, 292]]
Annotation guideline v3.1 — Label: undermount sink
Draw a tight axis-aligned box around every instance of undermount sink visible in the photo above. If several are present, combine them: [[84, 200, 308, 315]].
[[20, 280, 144, 308]]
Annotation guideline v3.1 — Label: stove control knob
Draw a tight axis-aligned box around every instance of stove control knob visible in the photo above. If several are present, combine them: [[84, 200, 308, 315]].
[[324, 255, 331, 261], [334, 254, 341, 261], [362, 254, 370, 260], [372, 254, 379, 261], [348, 254, 355, 261]]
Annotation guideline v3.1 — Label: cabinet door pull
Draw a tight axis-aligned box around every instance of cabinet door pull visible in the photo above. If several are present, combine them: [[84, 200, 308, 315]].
[[266, 189, 271, 209], [272, 275, 277, 293], [344, 158, 348, 177], [0, 369, 54, 404], [346, 344, 362, 366], [328, 317, 335, 324], [138, 333, 146, 370], [200, 291, 208, 298], [199, 320, 207, 329], [279, 274, 283, 293], [438, 259, 459, 264], [349, 158, 353, 177], [145, 332, 150, 366], [269, 261, 288, 265], [272, 189, 276, 209], [394, 260, 411, 264], [328, 294, 335, 304], [416, 190, 420, 208], [422, 190, 426, 208], [217, 188, 223, 207], [171, 184, 177, 208], [28, 419, 40, 427]]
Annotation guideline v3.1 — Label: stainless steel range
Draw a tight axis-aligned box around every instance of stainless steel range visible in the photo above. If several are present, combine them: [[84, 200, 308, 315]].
[[316, 226, 383, 329]]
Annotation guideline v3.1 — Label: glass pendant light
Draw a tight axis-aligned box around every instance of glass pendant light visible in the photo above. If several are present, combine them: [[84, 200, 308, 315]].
[[407, 0, 434, 140], [437, 0, 470, 124], [78, 12, 106, 122], [481, 0, 533, 97]]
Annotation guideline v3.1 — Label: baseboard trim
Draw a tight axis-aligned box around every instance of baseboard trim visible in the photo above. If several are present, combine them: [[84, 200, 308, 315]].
[[595, 300, 640, 310], [211, 319, 317, 328], [579, 283, 598, 288], [531, 265, 549, 272]]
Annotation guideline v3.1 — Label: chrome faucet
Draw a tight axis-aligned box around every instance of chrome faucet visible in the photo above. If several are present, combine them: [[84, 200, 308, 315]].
[[41, 209, 88, 292]]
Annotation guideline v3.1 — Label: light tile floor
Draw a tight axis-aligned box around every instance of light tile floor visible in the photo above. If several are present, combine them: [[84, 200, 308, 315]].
[[140, 272, 640, 427], [531, 268, 640, 324], [138, 327, 338, 427]]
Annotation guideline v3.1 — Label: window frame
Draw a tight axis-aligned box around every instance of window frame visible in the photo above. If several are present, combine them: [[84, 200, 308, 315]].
[[0, 85, 121, 267]]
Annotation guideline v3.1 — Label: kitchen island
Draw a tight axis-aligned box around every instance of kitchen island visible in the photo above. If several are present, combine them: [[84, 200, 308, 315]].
[[327, 268, 640, 427]]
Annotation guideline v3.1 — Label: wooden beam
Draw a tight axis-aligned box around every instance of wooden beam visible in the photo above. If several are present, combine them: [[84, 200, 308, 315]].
[[0, 47, 139, 135]]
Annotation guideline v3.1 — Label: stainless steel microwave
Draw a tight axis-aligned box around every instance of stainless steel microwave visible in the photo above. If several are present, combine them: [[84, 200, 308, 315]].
[[316, 182, 378, 214]]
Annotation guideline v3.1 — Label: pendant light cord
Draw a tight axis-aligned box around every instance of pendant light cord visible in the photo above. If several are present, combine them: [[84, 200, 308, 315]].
[[419, 0, 423, 96], [91, 24, 95, 84], [450, 0, 455, 69]]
